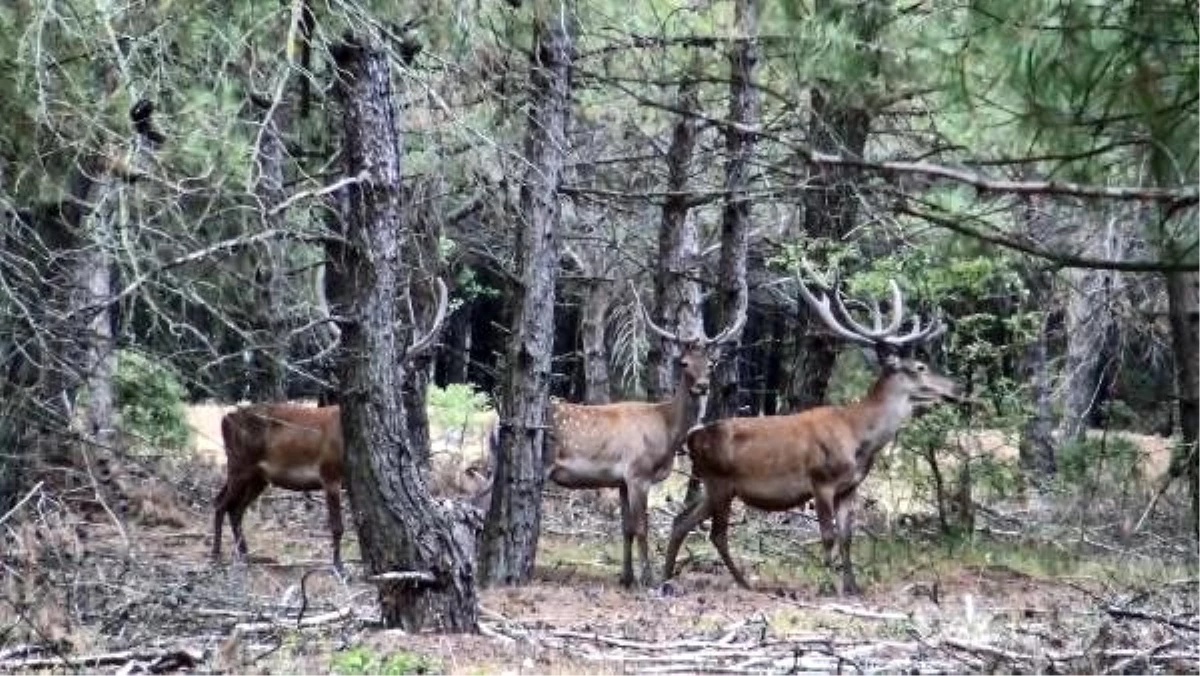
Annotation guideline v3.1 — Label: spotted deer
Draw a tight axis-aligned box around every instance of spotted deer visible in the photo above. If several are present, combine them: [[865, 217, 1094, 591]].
[[541, 289, 747, 587]]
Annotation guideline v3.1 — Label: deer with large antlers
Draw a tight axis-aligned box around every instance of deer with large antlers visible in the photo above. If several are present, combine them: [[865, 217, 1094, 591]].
[[663, 276, 962, 594], [541, 288, 747, 587], [212, 281, 464, 572]]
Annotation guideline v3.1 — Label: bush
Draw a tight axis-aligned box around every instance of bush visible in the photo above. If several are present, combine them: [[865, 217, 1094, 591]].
[[426, 382, 492, 430], [114, 351, 191, 453], [331, 646, 441, 676], [1056, 434, 1144, 489]]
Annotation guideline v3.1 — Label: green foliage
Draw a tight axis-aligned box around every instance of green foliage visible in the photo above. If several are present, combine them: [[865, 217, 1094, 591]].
[[426, 383, 493, 431], [114, 351, 192, 453], [1056, 434, 1147, 489], [330, 646, 441, 676]]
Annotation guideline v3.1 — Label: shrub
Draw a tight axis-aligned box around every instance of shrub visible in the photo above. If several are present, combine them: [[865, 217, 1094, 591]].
[[114, 350, 191, 453], [331, 646, 441, 675], [426, 382, 492, 430], [1056, 434, 1144, 488]]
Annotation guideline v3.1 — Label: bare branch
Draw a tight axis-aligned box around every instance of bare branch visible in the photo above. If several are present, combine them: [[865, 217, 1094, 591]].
[[897, 202, 1198, 273]]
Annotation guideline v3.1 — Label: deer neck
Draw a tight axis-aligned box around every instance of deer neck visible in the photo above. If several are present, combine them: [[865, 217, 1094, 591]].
[[848, 374, 914, 468], [664, 380, 703, 448]]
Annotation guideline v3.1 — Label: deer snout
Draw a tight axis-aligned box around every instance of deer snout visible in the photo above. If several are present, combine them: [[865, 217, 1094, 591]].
[[691, 379, 710, 396]]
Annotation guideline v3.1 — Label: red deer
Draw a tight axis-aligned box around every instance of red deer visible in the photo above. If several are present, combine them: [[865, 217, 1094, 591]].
[[541, 289, 746, 587], [663, 277, 962, 594], [211, 281, 469, 572]]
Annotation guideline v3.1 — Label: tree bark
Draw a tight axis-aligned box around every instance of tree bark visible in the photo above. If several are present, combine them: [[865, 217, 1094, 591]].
[[1164, 269, 1199, 529], [478, 1, 573, 586], [579, 279, 611, 404], [403, 179, 446, 465], [708, 0, 757, 423], [250, 97, 291, 401], [674, 0, 757, 525], [329, 37, 478, 632], [1019, 302, 1057, 481], [649, 56, 704, 400], [1057, 211, 1124, 443], [790, 0, 881, 412]]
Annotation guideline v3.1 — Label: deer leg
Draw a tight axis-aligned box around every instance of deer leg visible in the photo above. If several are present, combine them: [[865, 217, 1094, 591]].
[[618, 483, 635, 587], [709, 496, 750, 589], [813, 488, 838, 593], [836, 488, 860, 596], [628, 481, 653, 587], [212, 481, 231, 562], [324, 479, 345, 575], [663, 491, 712, 581], [229, 475, 268, 561]]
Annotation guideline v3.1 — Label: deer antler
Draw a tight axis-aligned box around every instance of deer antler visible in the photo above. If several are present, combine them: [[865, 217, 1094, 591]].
[[796, 265, 945, 351], [702, 277, 749, 346], [631, 281, 686, 343], [406, 277, 449, 358]]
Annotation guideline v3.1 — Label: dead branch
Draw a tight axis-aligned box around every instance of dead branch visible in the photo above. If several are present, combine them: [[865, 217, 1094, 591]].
[[0, 648, 201, 673], [234, 607, 353, 634], [1105, 605, 1200, 633], [0, 481, 44, 527]]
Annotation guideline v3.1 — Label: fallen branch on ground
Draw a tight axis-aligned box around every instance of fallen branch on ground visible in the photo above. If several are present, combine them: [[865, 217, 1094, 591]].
[[0, 648, 201, 673]]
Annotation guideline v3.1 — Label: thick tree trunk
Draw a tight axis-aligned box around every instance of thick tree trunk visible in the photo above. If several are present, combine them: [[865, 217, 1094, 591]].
[[674, 0, 757, 524], [1164, 270, 1199, 529], [649, 57, 704, 400], [478, 3, 573, 586], [708, 0, 757, 423], [329, 37, 478, 632], [791, 0, 880, 411], [580, 280, 611, 404]]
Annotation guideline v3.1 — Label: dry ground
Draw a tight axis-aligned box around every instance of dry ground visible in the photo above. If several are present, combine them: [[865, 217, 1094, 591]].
[[0, 405, 1195, 675]]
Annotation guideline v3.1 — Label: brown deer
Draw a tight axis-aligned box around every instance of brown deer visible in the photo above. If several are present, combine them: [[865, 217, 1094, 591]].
[[211, 281, 468, 572], [663, 277, 962, 594], [542, 289, 746, 587]]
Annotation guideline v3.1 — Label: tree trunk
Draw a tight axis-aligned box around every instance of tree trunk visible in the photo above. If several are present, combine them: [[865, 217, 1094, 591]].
[[1014, 193, 1058, 482], [1164, 270, 1199, 529], [649, 56, 704, 400], [674, 0, 757, 524], [1019, 304, 1057, 481], [74, 187, 118, 474], [791, 0, 880, 411], [708, 0, 757, 422], [329, 36, 478, 632], [580, 279, 611, 404], [1057, 212, 1124, 443], [403, 179, 446, 465], [250, 97, 291, 401], [478, 2, 573, 586]]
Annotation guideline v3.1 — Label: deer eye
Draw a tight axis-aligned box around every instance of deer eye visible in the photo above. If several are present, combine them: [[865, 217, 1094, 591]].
[[915, 363, 927, 373]]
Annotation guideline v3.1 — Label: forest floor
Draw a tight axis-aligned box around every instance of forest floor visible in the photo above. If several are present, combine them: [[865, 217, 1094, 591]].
[[0, 404, 1196, 675]]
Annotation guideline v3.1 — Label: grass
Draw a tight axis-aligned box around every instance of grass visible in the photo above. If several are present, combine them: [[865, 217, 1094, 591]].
[[668, 520, 1196, 594]]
